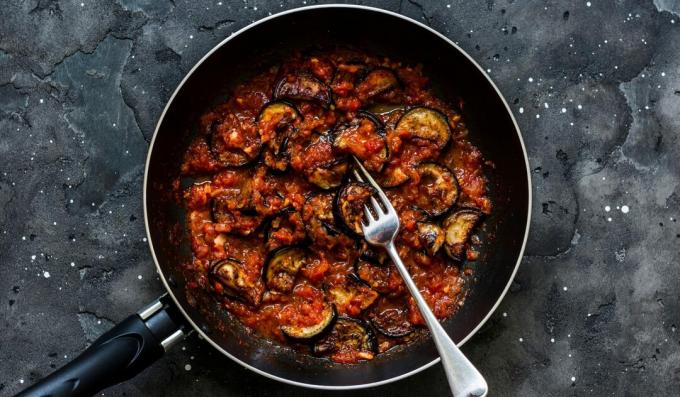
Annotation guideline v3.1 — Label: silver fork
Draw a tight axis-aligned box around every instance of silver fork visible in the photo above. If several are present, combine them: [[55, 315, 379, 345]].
[[352, 157, 488, 397]]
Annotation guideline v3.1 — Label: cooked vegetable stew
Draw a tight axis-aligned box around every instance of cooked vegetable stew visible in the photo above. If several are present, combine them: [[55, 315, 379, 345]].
[[181, 50, 492, 364]]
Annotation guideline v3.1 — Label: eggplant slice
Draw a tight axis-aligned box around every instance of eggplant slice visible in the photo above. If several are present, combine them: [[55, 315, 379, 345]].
[[264, 247, 306, 293], [327, 279, 379, 315], [281, 301, 336, 340], [359, 241, 389, 266], [209, 116, 263, 167], [332, 111, 388, 173], [377, 161, 411, 188], [302, 193, 348, 248], [357, 67, 399, 99], [331, 62, 367, 96], [211, 191, 263, 236], [371, 307, 414, 338], [408, 163, 459, 217], [313, 317, 377, 359], [442, 208, 483, 261], [305, 158, 349, 190], [210, 258, 262, 306], [257, 101, 301, 172], [396, 107, 451, 149], [335, 182, 377, 236], [416, 222, 445, 256], [303, 134, 349, 190], [274, 73, 332, 108]]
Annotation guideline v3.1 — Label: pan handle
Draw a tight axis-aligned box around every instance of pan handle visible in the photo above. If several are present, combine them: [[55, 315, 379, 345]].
[[15, 295, 188, 397]]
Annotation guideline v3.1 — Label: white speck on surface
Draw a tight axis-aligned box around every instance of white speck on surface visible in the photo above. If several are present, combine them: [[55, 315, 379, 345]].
[[43, 271, 50, 278], [607, 217, 612, 222], [138, 275, 143, 280], [519, 107, 524, 114], [563, 286, 568, 291], [519, 337, 524, 342], [544, 102, 549, 108], [39, 98, 44, 103], [571, 376, 576, 382], [621, 205, 629, 213], [69, 199, 74, 204], [185, 364, 192, 371], [536, 114, 540, 119], [19, 379, 24, 384], [605, 205, 611, 212], [577, 104, 583, 110], [22, 236, 26, 241], [142, 237, 148, 242], [550, 338, 555, 343], [561, 107, 567, 113], [615, 248, 626, 262], [31, 255, 36, 261], [447, 4, 451, 8], [71, 262, 75, 267], [528, 77, 534, 82], [503, 312, 507, 317]]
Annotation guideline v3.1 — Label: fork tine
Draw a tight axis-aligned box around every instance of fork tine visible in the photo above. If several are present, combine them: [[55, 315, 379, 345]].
[[363, 204, 375, 223], [369, 196, 384, 215], [352, 157, 394, 213], [352, 168, 365, 183]]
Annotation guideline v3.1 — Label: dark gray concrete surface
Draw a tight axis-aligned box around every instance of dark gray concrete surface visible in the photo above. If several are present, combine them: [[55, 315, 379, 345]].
[[1, 0, 679, 396]]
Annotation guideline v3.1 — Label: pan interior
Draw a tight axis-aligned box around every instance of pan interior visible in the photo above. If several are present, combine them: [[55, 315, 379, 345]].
[[145, 6, 529, 388]]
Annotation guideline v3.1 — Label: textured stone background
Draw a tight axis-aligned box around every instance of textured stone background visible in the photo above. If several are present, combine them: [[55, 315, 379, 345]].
[[1, 0, 679, 396]]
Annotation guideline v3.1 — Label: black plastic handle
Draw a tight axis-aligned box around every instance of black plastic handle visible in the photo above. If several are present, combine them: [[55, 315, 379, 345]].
[[16, 296, 187, 397]]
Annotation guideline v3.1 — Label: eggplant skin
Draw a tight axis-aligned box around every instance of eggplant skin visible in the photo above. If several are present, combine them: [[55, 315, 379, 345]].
[[264, 246, 306, 293], [410, 163, 459, 217], [257, 101, 301, 172], [357, 67, 399, 99], [332, 111, 388, 173], [305, 158, 349, 190], [396, 107, 452, 149], [416, 222, 445, 256], [274, 73, 332, 107], [313, 316, 377, 357], [209, 122, 263, 167], [302, 193, 348, 248], [280, 302, 336, 340], [210, 259, 262, 306], [371, 307, 414, 338], [327, 280, 379, 314], [442, 208, 483, 261], [335, 182, 377, 236], [377, 162, 411, 188], [211, 195, 264, 236]]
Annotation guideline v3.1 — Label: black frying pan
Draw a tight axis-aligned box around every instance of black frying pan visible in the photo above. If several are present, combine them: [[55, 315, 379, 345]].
[[16, 5, 531, 396]]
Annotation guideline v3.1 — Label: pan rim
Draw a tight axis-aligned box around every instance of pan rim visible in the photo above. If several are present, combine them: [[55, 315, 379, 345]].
[[143, 3, 532, 390]]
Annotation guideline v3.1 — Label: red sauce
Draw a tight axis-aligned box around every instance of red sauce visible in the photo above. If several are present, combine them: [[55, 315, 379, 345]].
[[180, 50, 491, 363]]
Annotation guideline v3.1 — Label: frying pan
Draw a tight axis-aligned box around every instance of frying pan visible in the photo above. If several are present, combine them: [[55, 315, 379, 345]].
[[16, 5, 531, 396]]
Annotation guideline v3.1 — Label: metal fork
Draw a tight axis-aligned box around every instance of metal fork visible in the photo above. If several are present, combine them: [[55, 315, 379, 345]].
[[352, 157, 488, 397]]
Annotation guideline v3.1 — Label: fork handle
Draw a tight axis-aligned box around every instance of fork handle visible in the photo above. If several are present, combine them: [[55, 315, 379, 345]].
[[385, 243, 488, 397]]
